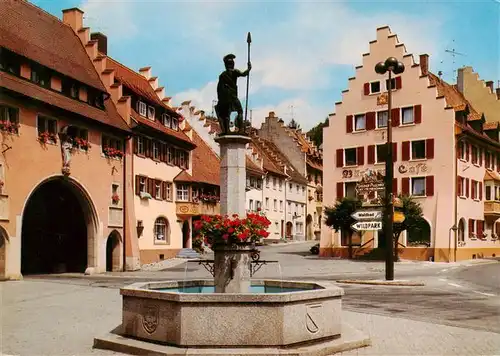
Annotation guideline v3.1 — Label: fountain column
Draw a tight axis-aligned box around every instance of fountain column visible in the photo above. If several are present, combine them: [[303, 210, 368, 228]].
[[213, 134, 252, 293]]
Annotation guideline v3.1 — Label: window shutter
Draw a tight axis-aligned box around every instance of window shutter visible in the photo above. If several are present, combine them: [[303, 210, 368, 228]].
[[357, 146, 364, 165], [426, 176, 434, 196], [391, 108, 400, 127], [346, 115, 353, 133], [392, 142, 397, 162], [402, 177, 410, 195], [481, 148, 484, 166], [393, 178, 398, 195], [466, 178, 470, 198], [471, 179, 476, 199], [336, 182, 344, 201], [468, 219, 474, 235], [457, 177, 462, 197], [414, 104, 422, 124], [336, 149, 344, 168], [368, 145, 375, 164], [161, 182, 166, 200], [479, 182, 483, 200], [133, 137, 138, 154], [395, 76, 402, 89], [152, 180, 157, 198], [426, 138, 434, 159], [477, 220, 483, 237], [366, 112, 376, 130], [185, 152, 190, 169], [466, 143, 470, 162], [363, 83, 370, 96], [135, 175, 140, 196], [402, 141, 410, 161], [472, 146, 477, 164]]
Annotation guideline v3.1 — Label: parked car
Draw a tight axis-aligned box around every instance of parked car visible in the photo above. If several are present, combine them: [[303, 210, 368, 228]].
[[310, 243, 319, 255]]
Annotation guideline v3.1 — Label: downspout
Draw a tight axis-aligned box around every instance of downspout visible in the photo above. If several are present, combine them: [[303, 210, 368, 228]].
[[123, 134, 132, 271]]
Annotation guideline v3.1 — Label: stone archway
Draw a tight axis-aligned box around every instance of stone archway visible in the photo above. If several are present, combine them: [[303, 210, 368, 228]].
[[0, 226, 8, 279], [407, 218, 431, 247], [21, 177, 98, 274], [286, 221, 293, 239], [458, 218, 465, 243], [106, 230, 122, 272]]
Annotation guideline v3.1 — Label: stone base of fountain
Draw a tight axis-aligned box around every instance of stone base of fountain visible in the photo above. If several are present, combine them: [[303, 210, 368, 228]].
[[93, 280, 370, 355]]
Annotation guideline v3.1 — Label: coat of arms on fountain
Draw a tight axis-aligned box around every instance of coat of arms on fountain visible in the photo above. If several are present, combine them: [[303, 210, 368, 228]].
[[141, 303, 159, 334]]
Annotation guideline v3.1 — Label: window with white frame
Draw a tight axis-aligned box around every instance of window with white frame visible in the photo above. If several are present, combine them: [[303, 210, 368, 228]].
[[257, 179, 262, 189], [279, 180, 283, 191], [167, 146, 174, 164], [288, 201, 291, 214], [155, 180, 162, 199], [37, 116, 57, 144], [139, 176, 147, 193], [458, 141, 467, 160], [154, 217, 168, 243], [249, 199, 254, 211], [191, 188, 198, 202], [176, 184, 189, 201], [411, 140, 426, 160], [165, 182, 172, 200], [471, 146, 479, 164], [137, 136, 144, 155], [411, 177, 426, 196], [162, 113, 171, 127], [345, 148, 357, 166], [138, 101, 147, 117], [370, 81, 381, 94], [459, 177, 466, 198], [265, 197, 269, 210], [0, 106, 20, 134], [256, 200, 262, 210], [295, 203, 298, 215], [345, 182, 357, 198], [354, 114, 366, 131], [472, 180, 479, 200], [486, 185, 492, 200], [280, 200, 283, 211], [385, 78, 396, 91], [171, 118, 179, 131], [153, 141, 160, 160], [377, 111, 388, 128], [147, 106, 155, 120], [273, 177, 277, 189], [401, 107, 414, 125], [470, 220, 477, 237], [266, 177, 270, 188], [274, 199, 277, 211], [376, 144, 386, 163]]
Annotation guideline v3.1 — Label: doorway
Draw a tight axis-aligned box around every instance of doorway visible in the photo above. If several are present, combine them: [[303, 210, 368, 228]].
[[182, 220, 190, 248], [106, 230, 121, 272]]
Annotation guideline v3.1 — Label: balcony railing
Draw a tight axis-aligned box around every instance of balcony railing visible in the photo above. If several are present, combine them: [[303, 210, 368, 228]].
[[484, 200, 500, 215]]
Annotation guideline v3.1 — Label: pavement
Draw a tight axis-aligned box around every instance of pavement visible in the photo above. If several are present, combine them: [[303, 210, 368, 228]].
[[3, 241, 500, 356]]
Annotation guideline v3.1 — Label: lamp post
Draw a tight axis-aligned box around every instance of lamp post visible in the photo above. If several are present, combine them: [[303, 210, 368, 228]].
[[375, 57, 405, 281]]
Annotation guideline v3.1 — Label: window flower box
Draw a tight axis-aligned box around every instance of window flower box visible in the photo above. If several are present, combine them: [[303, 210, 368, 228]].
[[140, 191, 152, 200], [74, 137, 91, 151], [38, 131, 58, 144], [1, 120, 20, 134], [197, 194, 220, 204], [103, 147, 124, 159], [112, 193, 120, 204]]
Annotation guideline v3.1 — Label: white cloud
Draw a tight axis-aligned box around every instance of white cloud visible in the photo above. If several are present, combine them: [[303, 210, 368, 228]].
[[80, 0, 138, 39]]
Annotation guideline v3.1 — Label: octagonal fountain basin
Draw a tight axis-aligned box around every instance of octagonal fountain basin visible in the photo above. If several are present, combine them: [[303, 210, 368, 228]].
[[119, 279, 344, 348]]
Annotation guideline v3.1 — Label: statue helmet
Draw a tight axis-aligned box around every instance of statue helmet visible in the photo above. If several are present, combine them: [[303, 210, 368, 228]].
[[223, 54, 236, 64]]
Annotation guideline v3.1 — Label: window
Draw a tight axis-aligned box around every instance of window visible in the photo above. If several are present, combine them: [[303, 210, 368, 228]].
[[486, 186, 492, 200], [256, 200, 262, 210], [138, 102, 147, 117], [458, 177, 466, 198], [386, 78, 396, 90], [295, 203, 298, 215], [265, 198, 269, 210], [288, 202, 291, 214], [377, 111, 388, 128], [177, 150, 189, 169], [154, 217, 168, 243], [139, 176, 147, 193], [176, 184, 189, 201], [411, 140, 426, 160], [296, 184, 299, 193], [111, 184, 119, 205], [70, 84, 79, 99], [289, 183, 293, 190], [153, 141, 160, 160], [165, 182, 172, 200], [167, 146, 174, 164], [191, 188, 198, 202], [266, 177, 270, 188], [275, 221, 279, 232], [370, 81, 381, 94], [485, 151, 494, 170], [137, 136, 144, 155], [274, 199, 277, 211], [31, 64, 50, 88], [249, 199, 254, 211], [472, 180, 479, 200], [411, 177, 426, 196], [345, 148, 357, 166], [354, 114, 366, 131], [0, 105, 20, 134], [37, 116, 57, 144], [147, 106, 155, 120], [273, 177, 277, 189], [171, 118, 179, 131], [401, 107, 414, 125], [376, 144, 386, 163], [102, 135, 123, 156], [280, 200, 283, 211], [162, 113, 171, 127], [302, 186, 306, 195], [345, 182, 357, 198], [257, 179, 262, 189], [471, 146, 479, 165], [154, 180, 162, 199], [458, 141, 467, 160], [279, 180, 283, 191]]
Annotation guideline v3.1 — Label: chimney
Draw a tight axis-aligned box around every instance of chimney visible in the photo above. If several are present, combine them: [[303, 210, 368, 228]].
[[496, 88, 500, 100], [419, 54, 429, 76], [486, 81, 494, 92], [62, 8, 84, 32], [90, 32, 108, 55]]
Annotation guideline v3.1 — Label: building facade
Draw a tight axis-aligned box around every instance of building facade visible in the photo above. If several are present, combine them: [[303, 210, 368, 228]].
[[321, 26, 500, 262], [1, 0, 132, 279]]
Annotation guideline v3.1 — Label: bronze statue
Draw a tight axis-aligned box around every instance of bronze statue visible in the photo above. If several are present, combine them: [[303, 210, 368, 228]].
[[215, 54, 252, 135]]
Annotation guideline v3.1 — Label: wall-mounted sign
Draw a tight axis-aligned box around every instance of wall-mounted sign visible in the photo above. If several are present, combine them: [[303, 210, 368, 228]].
[[377, 92, 388, 106], [397, 162, 430, 175], [341, 168, 385, 180], [355, 170, 385, 194]]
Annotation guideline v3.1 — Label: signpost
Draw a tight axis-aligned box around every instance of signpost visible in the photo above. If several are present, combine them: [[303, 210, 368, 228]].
[[351, 210, 382, 220], [351, 221, 383, 232]]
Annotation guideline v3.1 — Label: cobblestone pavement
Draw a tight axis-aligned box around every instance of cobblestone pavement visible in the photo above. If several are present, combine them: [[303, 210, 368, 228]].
[[2, 280, 500, 356]]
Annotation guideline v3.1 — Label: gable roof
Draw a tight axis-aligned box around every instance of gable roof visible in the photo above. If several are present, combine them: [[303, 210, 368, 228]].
[[0, 0, 105, 93]]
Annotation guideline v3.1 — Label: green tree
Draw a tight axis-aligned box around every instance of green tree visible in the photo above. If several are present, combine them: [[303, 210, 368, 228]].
[[393, 195, 425, 261], [288, 118, 300, 130], [306, 117, 329, 147], [324, 197, 362, 259]]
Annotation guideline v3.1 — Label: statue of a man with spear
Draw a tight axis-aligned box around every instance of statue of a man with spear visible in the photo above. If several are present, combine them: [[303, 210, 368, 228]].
[[215, 33, 252, 136]]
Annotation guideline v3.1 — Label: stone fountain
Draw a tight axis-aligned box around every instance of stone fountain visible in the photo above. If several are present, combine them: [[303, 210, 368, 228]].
[[93, 44, 370, 356]]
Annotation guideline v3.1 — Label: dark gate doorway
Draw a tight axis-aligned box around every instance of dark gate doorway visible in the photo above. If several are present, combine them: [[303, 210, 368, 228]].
[[21, 179, 88, 274], [182, 220, 190, 248], [106, 230, 121, 272]]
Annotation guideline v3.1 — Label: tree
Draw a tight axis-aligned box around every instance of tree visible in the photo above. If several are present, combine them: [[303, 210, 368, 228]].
[[306, 117, 329, 148], [288, 118, 300, 130], [393, 195, 425, 261], [324, 197, 362, 259]]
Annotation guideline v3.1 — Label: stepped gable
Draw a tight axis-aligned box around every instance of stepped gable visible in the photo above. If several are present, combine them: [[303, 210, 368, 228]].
[[174, 129, 220, 186], [1, 0, 105, 92], [0, 0, 129, 132], [259, 138, 309, 184], [249, 132, 287, 177]]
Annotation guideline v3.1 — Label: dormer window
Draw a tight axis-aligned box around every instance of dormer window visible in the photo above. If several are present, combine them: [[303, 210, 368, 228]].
[[70, 84, 78, 99], [162, 113, 171, 127], [138, 101, 147, 117], [171, 118, 179, 131], [30, 64, 50, 88], [147, 106, 155, 120]]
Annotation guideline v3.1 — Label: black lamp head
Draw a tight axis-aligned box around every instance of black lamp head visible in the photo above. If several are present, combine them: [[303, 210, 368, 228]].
[[384, 57, 399, 70], [393, 61, 405, 75], [375, 62, 387, 74]]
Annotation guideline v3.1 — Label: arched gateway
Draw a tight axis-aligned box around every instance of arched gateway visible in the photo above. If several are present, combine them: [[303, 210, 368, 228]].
[[21, 177, 98, 274]]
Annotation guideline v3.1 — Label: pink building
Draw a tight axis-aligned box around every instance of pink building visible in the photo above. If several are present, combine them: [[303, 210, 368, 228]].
[[0, 0, 131, 279], [321, 26, 500, 262]]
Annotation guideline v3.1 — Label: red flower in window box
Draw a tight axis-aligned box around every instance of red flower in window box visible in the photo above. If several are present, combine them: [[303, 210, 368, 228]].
[[0, 120, 20, 134], [112, 193, 120, 204], [103, 147, 124, 159], [37, 131, 58, 144], [193, 211, 271, 249], [75, 137, 91, 150]]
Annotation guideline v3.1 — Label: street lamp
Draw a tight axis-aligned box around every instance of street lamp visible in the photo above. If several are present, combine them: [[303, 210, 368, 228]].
[[374, 57, 405, 281]]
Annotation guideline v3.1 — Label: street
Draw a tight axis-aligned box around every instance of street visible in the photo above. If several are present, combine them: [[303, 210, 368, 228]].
[[3, 241, 500, 355]]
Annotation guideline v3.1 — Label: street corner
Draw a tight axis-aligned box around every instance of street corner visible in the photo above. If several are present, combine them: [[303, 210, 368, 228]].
[[335, 279, 425, 286]]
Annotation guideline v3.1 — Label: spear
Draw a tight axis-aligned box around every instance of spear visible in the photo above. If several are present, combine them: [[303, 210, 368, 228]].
[[244, 32, 252, 126]]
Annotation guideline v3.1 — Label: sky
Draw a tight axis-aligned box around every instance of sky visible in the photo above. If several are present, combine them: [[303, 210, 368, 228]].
[[32, 0, 499, 131]]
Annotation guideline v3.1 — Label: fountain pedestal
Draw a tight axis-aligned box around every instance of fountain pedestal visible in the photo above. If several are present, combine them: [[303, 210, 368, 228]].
[[214, 243, 252, 293]]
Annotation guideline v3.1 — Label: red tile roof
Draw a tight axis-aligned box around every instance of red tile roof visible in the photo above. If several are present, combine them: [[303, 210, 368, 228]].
[[259, 138, 308, 184], [0, 0, 106, 92], [2, 71, 130, 132], [484, 170, 500, 181], [246, 156, 264, 175], [484, 122, 499, 130]]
